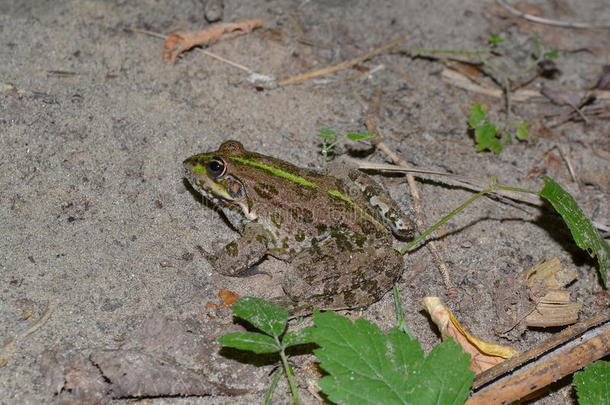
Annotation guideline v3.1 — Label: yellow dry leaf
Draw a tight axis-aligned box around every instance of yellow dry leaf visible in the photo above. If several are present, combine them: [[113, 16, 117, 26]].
[[422, 297, 517, 374]]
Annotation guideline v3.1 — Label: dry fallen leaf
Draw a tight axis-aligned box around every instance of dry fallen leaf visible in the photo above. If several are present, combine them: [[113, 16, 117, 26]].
[[422, 297, 517, 374], [205, 289, 241, 309], [523, 257, 581, 327], [163, 19, 263, 61]]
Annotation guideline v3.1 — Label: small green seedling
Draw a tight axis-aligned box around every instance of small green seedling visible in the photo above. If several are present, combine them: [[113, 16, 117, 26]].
[[317, 128, 377, 160], [218, 297, 314, 404], [489, 34, 505, 44], [468, 104, 530, 153]]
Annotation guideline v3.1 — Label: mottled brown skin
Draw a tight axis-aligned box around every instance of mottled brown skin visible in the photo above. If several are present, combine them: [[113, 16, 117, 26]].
[[184, 140, 414, 315]]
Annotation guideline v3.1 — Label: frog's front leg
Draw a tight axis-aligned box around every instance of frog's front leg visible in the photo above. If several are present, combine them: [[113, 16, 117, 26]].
[[207, 222, 272, 276], [279, 238, 404, 316]]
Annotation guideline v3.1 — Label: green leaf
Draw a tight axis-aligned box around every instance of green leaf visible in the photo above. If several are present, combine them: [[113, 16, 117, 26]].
[[231, 297, 289, 337], [468, 104, 503, 154], [407, 339, 474, 405], [539, 176, 609, 286], [219, 332, 280, 354], [544, 50, 560, 59], [489, 35, 505, 44], [283, 327, 315, 348], [318, 128, 336, 139], [385, 328, 424, 376], [345, 132, 377, 141], [573, 361, 610, 405], [515, 122, 529, 140], [312, 311, 474, 405]]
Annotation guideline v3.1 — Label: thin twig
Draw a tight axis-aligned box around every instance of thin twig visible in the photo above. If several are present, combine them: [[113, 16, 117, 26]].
[[278, 36, 407, 86], [358, 89, 457, 296], [556, 145, 579, 185], [497, 0, 610, 29]]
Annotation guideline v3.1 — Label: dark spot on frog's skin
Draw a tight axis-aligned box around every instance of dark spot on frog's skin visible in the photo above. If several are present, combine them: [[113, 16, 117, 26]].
[[361, 278, 379, 293], [315, 223, 327, 235], [271, 212, 284, 228], [342, 290, 357, 306], [253, 183, 278, 200], [295, 231, 306, 242], [357, 220, 377, 235], [351, 233, 366, 248], [335, 236, 355, 252], [289, 207, 313, 223], [225, 241, 239, 257], [255, 234, 268, 244], [348, 170, 359, 182], [294, 186, 317, 200], [363, 186, 378, 200]]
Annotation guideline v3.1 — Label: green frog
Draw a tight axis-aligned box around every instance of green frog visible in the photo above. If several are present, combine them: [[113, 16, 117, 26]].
[[183, 140, 414, 315]]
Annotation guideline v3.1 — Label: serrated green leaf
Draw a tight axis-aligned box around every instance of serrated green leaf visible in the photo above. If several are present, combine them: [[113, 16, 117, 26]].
[[312, 312, 473, 405], [539, 176, 609, 286], [345, 132, 377, 141], [313, 312, 408, 404], [231, 297, 289, 337], [219, 332, 280, 354], [468, 104, 503, 154], [385, 328, 424, 377], [407, 339, 474, 405], [489, 35, 505, 44], [282, 326, 315, 348], [574, 361, 610, 405]]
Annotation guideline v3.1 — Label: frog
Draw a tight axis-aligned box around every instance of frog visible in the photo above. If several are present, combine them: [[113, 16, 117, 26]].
[[183, 140, 414, 315]]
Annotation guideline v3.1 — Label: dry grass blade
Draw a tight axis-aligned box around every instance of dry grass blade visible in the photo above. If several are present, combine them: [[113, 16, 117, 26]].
[[497, 0, 610, 29], [278, 36, 407, 86]]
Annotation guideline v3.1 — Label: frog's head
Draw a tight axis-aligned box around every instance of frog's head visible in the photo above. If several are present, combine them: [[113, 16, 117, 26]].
[[183, 140, 256, 220]]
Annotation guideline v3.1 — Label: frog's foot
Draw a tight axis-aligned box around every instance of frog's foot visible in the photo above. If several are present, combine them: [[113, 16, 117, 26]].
[[281, 241, 404, 316]]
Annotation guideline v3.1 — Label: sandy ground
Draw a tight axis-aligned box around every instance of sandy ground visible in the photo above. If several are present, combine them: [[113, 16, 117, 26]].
[[1, 0, 608, 404]]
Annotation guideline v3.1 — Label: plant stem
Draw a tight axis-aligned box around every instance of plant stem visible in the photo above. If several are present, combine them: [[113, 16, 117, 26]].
[[401, 181, 539, 254], [277, 338, 300, 404], [402, 188, 491, 254], [264, 368, 283, 405], [392, 284, 414, 337]]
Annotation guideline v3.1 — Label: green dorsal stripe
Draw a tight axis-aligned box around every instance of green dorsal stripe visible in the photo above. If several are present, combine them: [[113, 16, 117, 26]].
[[229, 156, 384, 228], [230, 156, 319, 189]]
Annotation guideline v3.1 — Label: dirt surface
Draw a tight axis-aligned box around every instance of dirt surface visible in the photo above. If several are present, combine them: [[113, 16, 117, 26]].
[[1, 0, 608, 404]]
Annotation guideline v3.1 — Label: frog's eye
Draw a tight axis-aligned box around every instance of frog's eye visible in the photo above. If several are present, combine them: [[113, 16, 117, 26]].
[[207, 157, 226, 178], [227, 180, 245, 199]]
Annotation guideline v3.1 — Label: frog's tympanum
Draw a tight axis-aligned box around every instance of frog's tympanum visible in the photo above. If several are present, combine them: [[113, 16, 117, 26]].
[[184, 140, 414, 315]]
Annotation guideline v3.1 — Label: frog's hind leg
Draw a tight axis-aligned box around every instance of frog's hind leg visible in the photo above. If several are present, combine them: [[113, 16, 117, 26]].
[[280, 239, 404, 316], [326, 163, 414, 239]]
